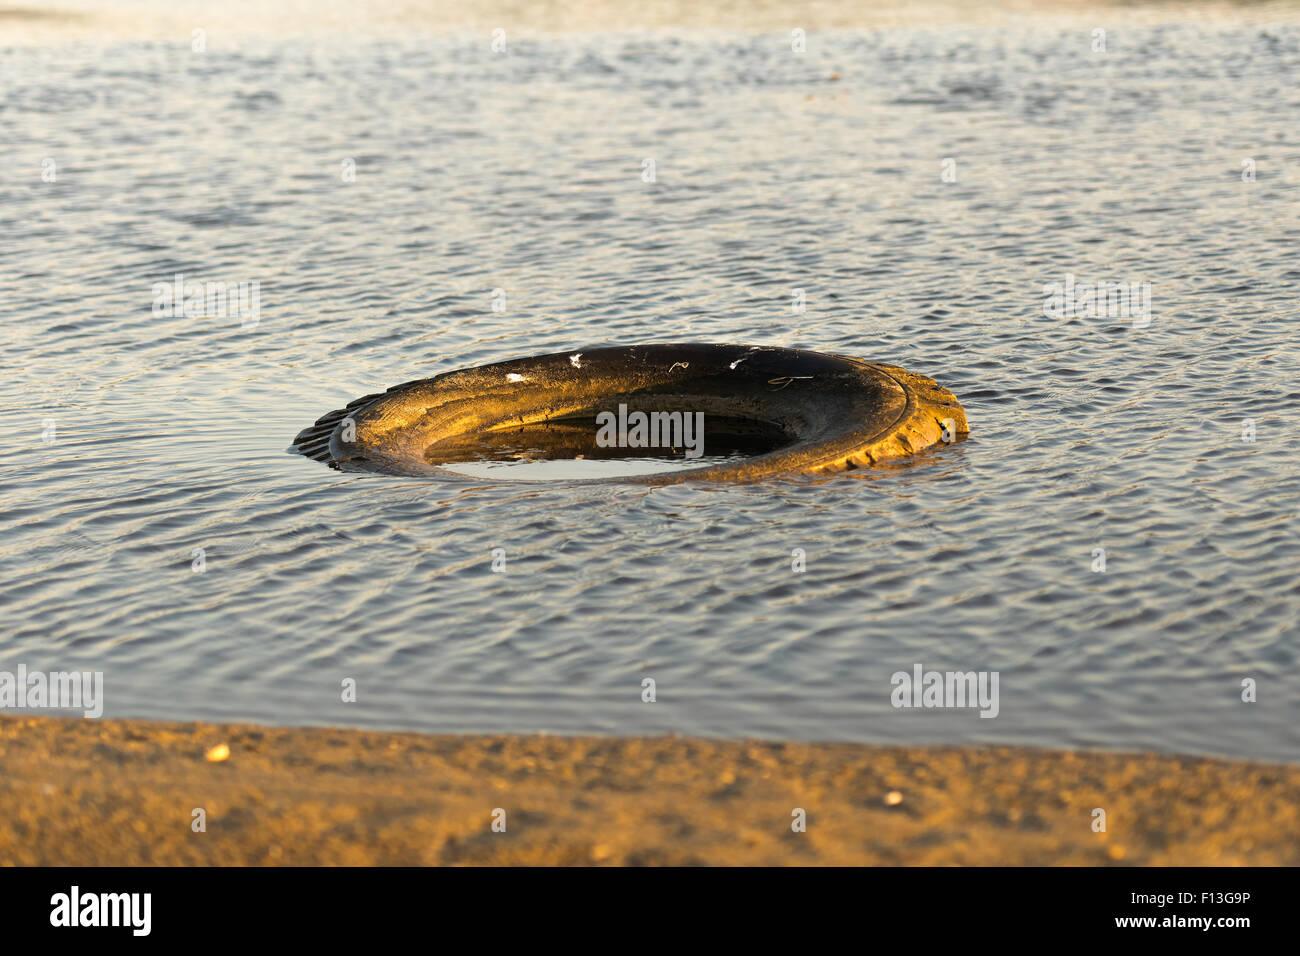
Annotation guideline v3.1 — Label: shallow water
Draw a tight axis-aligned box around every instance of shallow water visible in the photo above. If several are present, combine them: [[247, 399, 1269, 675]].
[[2, 11, 1298, 760], [439, 456, 749, 481]]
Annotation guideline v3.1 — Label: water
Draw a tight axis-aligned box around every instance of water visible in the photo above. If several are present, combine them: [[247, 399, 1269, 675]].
[[439, 457, 755, 481], [3, 5, 1298, 760]]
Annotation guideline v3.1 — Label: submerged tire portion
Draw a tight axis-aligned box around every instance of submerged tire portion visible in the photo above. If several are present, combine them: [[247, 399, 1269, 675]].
[[289, 344, 969, 483]]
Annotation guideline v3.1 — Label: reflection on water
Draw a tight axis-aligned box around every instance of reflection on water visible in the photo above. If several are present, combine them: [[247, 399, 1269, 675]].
[[2, 8, 1299, 760], [440, 455, 749, 481], [424, 411, 795, 480]]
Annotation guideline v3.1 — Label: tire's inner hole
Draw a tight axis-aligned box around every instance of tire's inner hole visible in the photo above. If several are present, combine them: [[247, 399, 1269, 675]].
[[429, 410, 797, 480]]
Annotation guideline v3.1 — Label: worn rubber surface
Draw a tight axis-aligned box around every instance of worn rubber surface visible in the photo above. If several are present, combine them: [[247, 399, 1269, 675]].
[[289, 344, 969, 483]]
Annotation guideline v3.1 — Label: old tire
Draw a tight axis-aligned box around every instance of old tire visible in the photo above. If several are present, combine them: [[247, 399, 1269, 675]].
[[289, 344, 969, 483]]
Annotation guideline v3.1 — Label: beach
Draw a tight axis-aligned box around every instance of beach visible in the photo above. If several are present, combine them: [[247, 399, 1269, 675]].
[[4, 0, 1299, 875], [2, 715, 1295, 865]]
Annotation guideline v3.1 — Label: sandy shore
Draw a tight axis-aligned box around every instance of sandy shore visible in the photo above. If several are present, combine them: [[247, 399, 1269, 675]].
[[1, 716, 1296, 865]]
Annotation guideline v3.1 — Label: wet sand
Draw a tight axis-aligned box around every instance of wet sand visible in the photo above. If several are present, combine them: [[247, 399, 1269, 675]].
[[1, 716, 1295, 865]]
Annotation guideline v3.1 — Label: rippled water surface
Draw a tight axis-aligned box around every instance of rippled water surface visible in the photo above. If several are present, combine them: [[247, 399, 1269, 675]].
[[3, 12, 1298, 759]]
